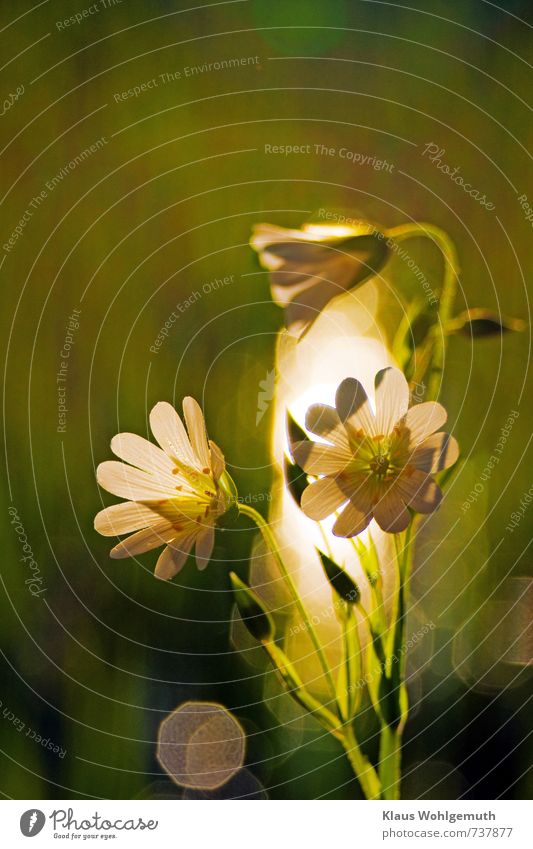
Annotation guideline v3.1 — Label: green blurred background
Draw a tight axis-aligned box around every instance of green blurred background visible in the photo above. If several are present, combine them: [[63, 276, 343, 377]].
[[1, 0, 531, 799]]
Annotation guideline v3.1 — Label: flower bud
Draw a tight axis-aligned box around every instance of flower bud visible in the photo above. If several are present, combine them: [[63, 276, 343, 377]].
[[317, 550, 360, 604], [230, 573, 275, 642], [447, 308, 526, 337]]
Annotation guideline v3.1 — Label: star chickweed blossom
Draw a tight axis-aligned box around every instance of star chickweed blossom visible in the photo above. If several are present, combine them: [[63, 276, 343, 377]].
[[292, 368, 459, 537], [250, 220, 388, 333], [94, 399, 235, 580]]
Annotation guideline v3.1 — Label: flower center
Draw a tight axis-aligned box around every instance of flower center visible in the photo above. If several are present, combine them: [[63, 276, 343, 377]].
[[369, 454, 390, 476], [344, 429, 409, 483]]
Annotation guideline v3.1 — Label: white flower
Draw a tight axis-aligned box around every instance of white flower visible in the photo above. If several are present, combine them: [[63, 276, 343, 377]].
[[95, 399, 231, 580], [293, 368, 459, 536], [250, 220, 388, 333]]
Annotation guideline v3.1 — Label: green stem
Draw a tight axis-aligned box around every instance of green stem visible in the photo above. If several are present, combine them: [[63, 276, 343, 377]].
[[386, 222, 460, 401], [372, 577, 387, 636], [391, 297, 426, 369], [408, 335, 435, 394], [318, 520, 334, 560], [359, 601, 387, 669], [378, 526, 414, 798], [337, 607, 350, 721], [348, 535, 387, 637], [343, 724, 382, 800], [262, 642, 343, 740], [390, 528, 412, 682], [398, 527, 415, 708], [265, 624, 381, 799], [344, 605, 362, 719], [239, 502, 338, 704], [379, 724, 402, 800], [240, 505, 384, 798]]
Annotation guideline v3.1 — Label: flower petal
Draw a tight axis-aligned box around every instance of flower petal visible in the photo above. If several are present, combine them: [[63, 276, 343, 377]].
[[155, 536, 195, 580], [95, 501, 165, 536], [183, 397, 211, 469], [404, 402, 447, 445], [373, 488, 411, 533], [209, 440, 226, 480], [411, 432, 459, 473], [305, 403, 350, 450], [149, 401, 197, 467], [111, 432, 175, 477], [300, 476, 346, 520], [97, 461, 177, 501], [332, 493, 373, 537], [395, 468, 442, 513], [335, 378, 376, 435], [194, 527, 215, 571], [292, 441, 349, 475], [109, 521, 177, 558], [374, 368, 409, 436], [250, 222, 317, 258]]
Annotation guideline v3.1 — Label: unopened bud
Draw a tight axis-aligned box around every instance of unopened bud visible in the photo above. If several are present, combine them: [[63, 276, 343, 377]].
[[230, 573, 275, 642], [318, 550, 360, 604], [448, 308, 526, 337]]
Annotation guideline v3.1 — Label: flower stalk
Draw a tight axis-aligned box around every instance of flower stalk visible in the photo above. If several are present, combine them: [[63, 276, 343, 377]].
[[378, 724, 403, 801], [238, 502, 338, 705], [230, 560, 382, 799], [237, 503, 390, 799], [377, 526, 413, 799], [386, 222, 460, 401], [342, 724, 382, 801]]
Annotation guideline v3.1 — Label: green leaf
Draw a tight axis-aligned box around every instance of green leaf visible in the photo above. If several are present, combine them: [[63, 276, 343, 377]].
[[284, 457, 308, 507], [286, 410, 309, 457]]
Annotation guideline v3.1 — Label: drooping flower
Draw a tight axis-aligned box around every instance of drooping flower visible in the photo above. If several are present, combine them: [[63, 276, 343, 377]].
[[292, 368, 459, 536], [250, 220, 389, 333], [95, 399, 233, 579]]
